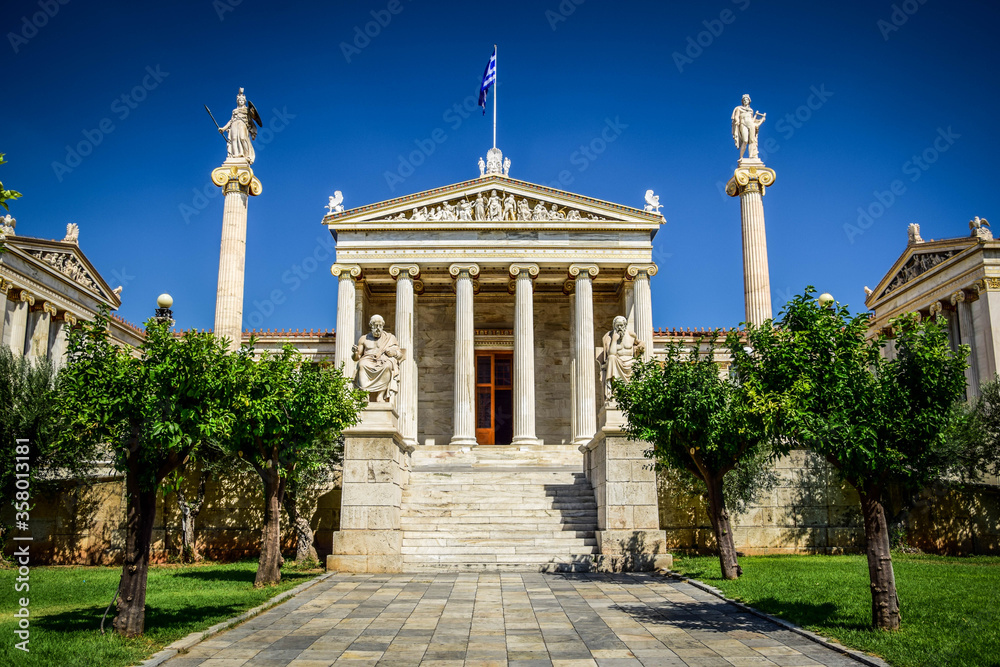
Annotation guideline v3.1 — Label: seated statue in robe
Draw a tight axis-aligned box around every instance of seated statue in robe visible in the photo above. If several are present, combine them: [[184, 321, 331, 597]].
[[601, 315, 644, 402], [352, 315, 402, 402]]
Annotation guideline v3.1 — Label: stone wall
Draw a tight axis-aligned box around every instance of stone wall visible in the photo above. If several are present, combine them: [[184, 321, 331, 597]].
[[657, 449, 1000, 555], [7, 472, 342, 565]]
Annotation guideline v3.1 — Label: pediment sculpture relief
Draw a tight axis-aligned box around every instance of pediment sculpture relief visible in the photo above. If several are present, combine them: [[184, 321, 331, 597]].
[[27, 249, 102, 294], [375, 191, 610, 223], [880, 250, 958, 298]]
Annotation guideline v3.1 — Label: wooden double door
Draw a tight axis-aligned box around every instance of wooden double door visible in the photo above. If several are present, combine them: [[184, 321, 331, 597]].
[[475, 352, 513, 446]]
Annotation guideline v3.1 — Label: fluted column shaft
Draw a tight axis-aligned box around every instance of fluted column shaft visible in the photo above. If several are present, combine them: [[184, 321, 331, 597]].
[[26, 302, 55, 358], [211, 163, 261, 351], [511, 264, 539, 445], [50, 313, 75, 370], [332, 264, 362, 378], [571, 264, 598, 445], [7, 290, 33, 356], [0, 282, 10, 346], [727, 165, 776, 327], [392, 264, 420, 446], [628, 265, 657, 361], [450, 264, 479, 446], [954, 291, 980, 398]]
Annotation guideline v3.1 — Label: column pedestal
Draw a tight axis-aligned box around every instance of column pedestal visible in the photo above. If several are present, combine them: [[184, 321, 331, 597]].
[[582, 407, 671, 572], [211, 161, 262, 350], [726, 163, 776, 327], [328, 403, 413, 573]]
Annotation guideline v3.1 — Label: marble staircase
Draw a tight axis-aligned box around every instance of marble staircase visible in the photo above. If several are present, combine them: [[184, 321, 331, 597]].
[[400, 445, 599, 572]]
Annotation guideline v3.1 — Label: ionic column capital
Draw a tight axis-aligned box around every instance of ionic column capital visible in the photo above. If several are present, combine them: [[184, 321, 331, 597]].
[[211, 164, 262, 196], [509, 263, 539, 279], [57, 311, 78, 325], [13, 289, 34, 305], [389, 264, 420, 280], [626, 263, 658, 279], [569, 263, 599, 279], [928, 301, 943, 317], [725, 165, 776, 197], [449, 263, 480, 279], [33, 301, 58, 316], [330, 263, 363, 280], [0, 278, 12, 295], [951, 290, 967, 306]]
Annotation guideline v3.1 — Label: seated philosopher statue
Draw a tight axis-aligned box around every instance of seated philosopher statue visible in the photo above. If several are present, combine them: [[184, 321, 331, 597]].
[[352, 315, 402, 402], [601, 316, 644, 401]]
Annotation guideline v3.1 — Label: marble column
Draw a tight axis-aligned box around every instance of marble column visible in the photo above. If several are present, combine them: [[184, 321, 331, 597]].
[[26, 301, 56, 358], [622, 280, 636, 332], [726, 163, 776, 327], [954, 290, 980, 398], [331, 264, 362, 378], [570, 264, 599, 446], [567, 286, 578, 444], [7, 289, 33, 356], [50, 312, 76, 370], [449, 263, 480, 446], [627, 264, 657, 361], [0, 280, 11, 347], [211, 162, 262, 350], [510, 263, 540, 446], [391, 264, 420, 447]]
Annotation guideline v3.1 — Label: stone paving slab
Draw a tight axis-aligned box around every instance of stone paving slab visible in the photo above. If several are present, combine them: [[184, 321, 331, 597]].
[[161, 573, 878, 667]]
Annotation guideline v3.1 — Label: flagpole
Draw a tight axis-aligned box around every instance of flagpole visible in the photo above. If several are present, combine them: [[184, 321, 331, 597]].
[[492, 44, 497, 149]]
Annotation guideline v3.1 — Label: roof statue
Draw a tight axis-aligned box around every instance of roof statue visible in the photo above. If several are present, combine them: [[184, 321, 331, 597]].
[[970, 216, 992, 240], [0, 214, 15, 236], [63, 222, 79, 244], [327, 191, 344, 214], [731, 94, 766, 161], [908, 223, 924, 245], [644, 190, 662, 215], [213, 87, 262, 164]]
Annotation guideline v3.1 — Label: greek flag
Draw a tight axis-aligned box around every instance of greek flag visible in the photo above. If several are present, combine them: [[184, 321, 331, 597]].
[[478, 46, 496, 115]]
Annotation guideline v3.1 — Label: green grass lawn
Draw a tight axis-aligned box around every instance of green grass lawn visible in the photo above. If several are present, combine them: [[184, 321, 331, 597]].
[[672, 553, 1000, 667], [0, 560, 322, 667]]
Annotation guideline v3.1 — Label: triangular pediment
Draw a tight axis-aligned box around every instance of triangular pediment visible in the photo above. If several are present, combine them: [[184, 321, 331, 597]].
[[4, 236, 119, 306], [866, 237, 979, 307], [323, 175, 664, 229]]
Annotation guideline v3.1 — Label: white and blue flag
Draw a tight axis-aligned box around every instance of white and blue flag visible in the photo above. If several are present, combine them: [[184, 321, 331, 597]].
[[478, 46, 496, 115]]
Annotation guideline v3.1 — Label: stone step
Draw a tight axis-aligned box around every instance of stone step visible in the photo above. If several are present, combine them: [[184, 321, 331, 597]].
[[400, 507, 597, 518], [401, 560, 599, 573], [400, 552, 598, 565], [401, 525, 597, 536], [403, 481, 593, 491], [401, 529, 595, 540], [401, 503, 595, 513], [402, 539, 597, 550], [410, 445, 583, 469]]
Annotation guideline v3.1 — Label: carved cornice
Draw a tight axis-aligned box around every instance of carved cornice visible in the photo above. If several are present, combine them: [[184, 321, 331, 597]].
[[568, 263, 599, 279], [725, 165, 777, 197], [330, 264, 363, 280], [211, 164, 262, 196], [626, 263, 658, 279], [448, 263, 481, 279], [388, 264, 420, 280]]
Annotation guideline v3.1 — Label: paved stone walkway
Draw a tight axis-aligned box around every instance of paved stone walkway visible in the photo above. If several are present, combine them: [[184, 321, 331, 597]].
[[164, 573, 870, 667]]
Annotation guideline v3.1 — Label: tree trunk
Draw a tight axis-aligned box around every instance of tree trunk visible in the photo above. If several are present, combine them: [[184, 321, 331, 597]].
[[704, 472, 742, 579], [858, 483, 901, 630], [177, 470, 206, 562], [255, 465, 285, 587], [112, 463, 158, 637], [282, 487, 318, 563]]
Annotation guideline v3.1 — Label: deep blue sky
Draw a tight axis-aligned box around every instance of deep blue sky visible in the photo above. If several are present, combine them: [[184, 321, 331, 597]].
[[3, 0, 997, 332]]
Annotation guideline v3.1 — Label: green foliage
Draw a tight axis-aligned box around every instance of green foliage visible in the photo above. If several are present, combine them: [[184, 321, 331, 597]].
[[219, 344, 364, 480], [945, 375, 1000, 482], [731, 288, 969, 491], [0, 153, 21, 212], [613, 342, 780, 491], [56, 309, 234, 489], [0, 347, 95, 538]]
